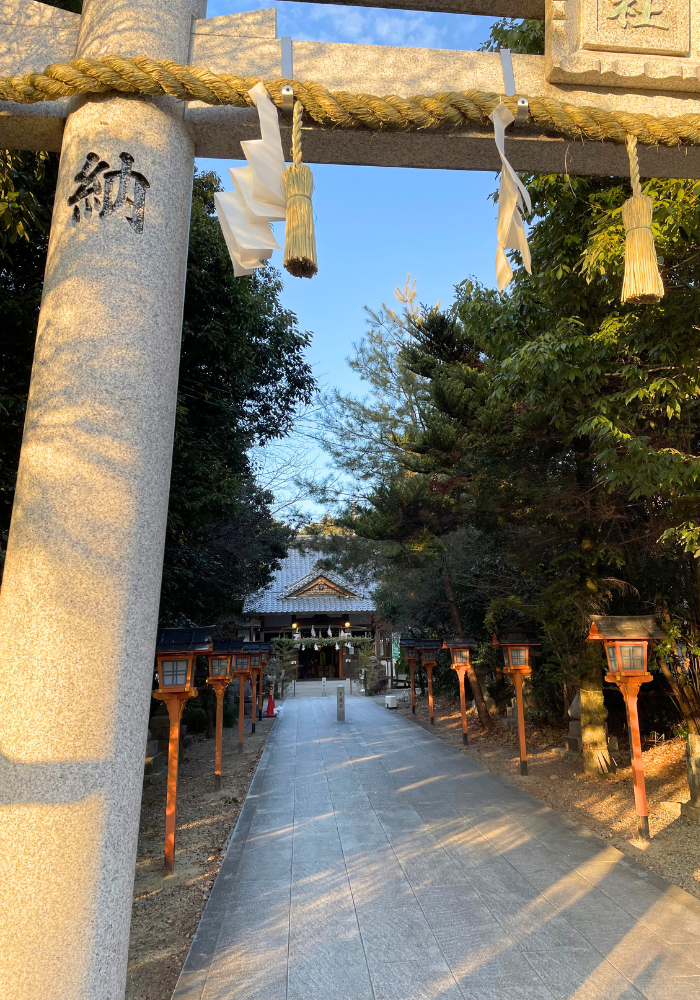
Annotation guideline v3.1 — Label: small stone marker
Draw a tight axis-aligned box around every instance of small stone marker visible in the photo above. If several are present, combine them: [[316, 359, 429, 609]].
[[322, 676, 326, 696], [337, 684, 345, 721]]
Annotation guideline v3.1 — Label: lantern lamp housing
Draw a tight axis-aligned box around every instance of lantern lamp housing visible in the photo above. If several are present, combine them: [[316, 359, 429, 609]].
[[507, 646, 529, 669], [400, 638, 418, 660], [242, 640, 272, 669], [492, 631, 540, 674], [155, 626, 213, 693], [416, 639, 441, 666], [444, 635, 479, 669], [605, 641, 646, 675], [587, 616, 663, 681], [160, 658, 191, 689], [210, 656, 231, 678], [208, 637, 245, 681]]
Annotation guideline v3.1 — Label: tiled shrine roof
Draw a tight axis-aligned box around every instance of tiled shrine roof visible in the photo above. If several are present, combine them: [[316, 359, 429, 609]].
[[243, 545, 375, 615]]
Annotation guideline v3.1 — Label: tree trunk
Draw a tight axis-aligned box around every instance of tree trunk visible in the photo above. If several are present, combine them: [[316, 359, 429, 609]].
[[441, 555, 493, 731], [658, 656, 700, 735], [579, 642, 614, 776]]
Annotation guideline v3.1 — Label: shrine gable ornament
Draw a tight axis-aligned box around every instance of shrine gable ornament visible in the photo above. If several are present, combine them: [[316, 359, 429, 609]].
[[284, 573, 358, 598]]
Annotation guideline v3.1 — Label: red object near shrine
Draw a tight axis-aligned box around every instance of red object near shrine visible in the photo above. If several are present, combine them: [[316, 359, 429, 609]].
[[587, 615, 664, 841], [266, 683, 276, 717], [154, 627, 212, 872], [492, 631, 541, 776]]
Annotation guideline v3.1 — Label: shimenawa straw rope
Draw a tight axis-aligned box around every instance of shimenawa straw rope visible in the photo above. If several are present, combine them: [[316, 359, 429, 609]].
[[3, 56, 700, 147]]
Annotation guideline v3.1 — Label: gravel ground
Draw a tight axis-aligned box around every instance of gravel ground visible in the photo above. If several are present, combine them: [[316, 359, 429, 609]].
[[125, 712, 276, 1000], [395, 693, 700, 899]]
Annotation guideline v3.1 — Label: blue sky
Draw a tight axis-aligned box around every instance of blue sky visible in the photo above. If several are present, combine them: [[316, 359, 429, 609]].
[[197, 2, 503, 515]]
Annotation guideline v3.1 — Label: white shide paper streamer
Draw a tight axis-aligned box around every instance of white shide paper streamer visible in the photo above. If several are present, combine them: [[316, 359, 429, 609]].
[[489, 101, 532, 294], [214, 82, 287, 277]]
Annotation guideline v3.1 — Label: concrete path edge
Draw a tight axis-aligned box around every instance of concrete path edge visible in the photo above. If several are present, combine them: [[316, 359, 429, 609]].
[[171, 711, 280, 1000]]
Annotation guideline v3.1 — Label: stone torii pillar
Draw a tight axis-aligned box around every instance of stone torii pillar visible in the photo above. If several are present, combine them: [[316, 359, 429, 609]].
[[0, 2, 205, 999]]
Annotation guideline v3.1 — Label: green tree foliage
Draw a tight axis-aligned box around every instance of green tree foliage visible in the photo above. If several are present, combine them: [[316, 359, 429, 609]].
[[0, 153, 58, 544], [0, 151, 53, 258], [479, 16, 545, 54], [311, 18, 700, 733], [0, 149, 315, 620], [161, 171, 315, 624]]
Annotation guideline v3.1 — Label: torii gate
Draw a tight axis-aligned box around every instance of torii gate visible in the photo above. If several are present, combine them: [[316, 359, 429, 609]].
[[0, 0, 698, 997]]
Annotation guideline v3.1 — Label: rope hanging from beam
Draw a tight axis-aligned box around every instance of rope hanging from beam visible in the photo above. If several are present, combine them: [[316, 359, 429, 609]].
[[2, 56, 700, 147]]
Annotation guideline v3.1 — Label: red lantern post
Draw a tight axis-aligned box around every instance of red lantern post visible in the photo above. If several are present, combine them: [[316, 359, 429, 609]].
[[587, 615, 664, 840], [417, 640, 441, 725], [493, 632, 540, 776], [232, 649, 252, 753], [206, 640, 240, 791], [245, 647, 261, 736], [400, 640, 418, 714], [154, 627, 212, 872], [445, 636, 478, 744], [257, 644, 271, 721]]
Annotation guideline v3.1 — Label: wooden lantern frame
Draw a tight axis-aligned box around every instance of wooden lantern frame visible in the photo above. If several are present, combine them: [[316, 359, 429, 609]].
[[154, 627, 213, 872], [156, 653, 197, 694], [444, 636, 479, 745], [416, 639, 442, 726], [205, 639, 243, 790], [231, 648, 252, 754], [493, 633, 540, 776], [400, 638, 419, 715], [243, 641, 272, 730], [587, 617, 661, 840]]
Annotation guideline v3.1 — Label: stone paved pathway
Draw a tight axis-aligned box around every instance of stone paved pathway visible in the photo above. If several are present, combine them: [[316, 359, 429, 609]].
[[172, 694, 700, 1000]]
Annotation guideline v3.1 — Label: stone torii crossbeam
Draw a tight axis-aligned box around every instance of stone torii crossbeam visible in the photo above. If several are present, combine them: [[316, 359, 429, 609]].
[[1, 1, 700, 998]]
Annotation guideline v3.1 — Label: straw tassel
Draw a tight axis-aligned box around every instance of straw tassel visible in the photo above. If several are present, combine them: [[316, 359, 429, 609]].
[[621, 135, 664, 306], [284, 100, 318, 279]]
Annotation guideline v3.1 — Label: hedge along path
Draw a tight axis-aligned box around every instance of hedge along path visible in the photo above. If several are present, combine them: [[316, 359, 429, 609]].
[[3, 55, 700, 147]]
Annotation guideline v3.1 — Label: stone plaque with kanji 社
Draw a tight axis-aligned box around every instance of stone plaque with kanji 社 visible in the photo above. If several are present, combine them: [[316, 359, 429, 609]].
[[547, 0, 699, 91], [582, 0, 689, 56]]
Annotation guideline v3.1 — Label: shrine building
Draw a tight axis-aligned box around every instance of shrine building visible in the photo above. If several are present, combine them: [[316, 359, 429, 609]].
[[243, 544, 376, 679]]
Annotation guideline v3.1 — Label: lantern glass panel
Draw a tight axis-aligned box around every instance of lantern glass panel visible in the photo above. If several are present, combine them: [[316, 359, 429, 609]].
[[606, 645, 618, 672], [453, 649, 468, 664], [162, 659, 188, 686], [250, 655, 260, 666], [211, 657, 229, 677], [620, 644, 645, 671], [509, 647, 528, 667], [406, 646, 416, 658], [235, 656, 248, 669]]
